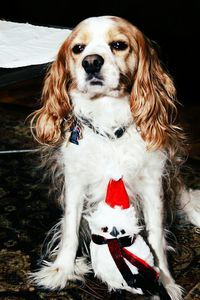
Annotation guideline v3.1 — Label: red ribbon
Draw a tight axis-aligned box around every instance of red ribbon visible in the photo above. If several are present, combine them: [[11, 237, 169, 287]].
[[92, 234, 160, 295]]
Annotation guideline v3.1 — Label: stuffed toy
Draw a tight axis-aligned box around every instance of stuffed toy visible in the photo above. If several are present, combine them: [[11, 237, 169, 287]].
[[86, 178, 170, 299]]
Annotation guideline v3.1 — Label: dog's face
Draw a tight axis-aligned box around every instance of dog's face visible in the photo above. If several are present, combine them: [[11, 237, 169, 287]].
[[67, 16, 138, 97]]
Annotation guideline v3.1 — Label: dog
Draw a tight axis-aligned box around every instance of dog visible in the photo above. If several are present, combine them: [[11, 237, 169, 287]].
[[30, 16, 200, 299]]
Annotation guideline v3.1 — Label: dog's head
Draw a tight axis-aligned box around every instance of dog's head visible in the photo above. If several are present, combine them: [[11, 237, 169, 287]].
[[33, 16, 180, 150], [67, 16, 137, 98]]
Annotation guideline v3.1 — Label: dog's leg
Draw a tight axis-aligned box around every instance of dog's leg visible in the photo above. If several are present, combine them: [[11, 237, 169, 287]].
[[29, 180, 89, 289], [141, 184, 183, 300]]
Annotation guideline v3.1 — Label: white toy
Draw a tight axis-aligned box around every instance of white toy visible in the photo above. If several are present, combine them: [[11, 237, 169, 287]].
[[86, 178, 170, 298]]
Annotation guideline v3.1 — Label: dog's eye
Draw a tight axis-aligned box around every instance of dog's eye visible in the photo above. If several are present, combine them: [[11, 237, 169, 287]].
[[121, 229, 126, 234], [101, 226, 108, 232], [110, 41, 128, 51], [72, 44, 85, 54]]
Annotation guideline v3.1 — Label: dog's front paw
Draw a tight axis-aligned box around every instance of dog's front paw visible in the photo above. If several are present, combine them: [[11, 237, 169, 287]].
[[29, 257, 90, 290], [165, 283, 184, 300], [28, 261, 76, 290]]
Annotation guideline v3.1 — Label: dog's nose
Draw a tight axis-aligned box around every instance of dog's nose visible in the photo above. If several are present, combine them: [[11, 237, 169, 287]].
[[82, 54, 104, 74]]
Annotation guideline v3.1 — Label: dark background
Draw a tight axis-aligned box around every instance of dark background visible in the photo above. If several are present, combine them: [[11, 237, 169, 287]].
[[1, 0, 199, 105], [0, 3, 200, 299]]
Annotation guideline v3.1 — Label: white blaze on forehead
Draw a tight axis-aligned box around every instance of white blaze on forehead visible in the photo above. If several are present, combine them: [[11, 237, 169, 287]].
[[82, 16, 115, 38], [80, 16, 115, 48], [79, 17, 116, 60]]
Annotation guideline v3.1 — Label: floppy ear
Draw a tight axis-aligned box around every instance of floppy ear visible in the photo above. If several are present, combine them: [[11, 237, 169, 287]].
[[130, 30, 179, 150], [31, 39, 72, 145]]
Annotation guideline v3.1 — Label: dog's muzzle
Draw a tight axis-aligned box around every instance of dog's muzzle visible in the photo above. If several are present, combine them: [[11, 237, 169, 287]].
[[82, 54, 104, 85]]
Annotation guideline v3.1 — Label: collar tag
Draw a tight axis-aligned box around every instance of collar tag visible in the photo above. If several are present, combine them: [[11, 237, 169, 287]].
[[69, 124, 81, 145]]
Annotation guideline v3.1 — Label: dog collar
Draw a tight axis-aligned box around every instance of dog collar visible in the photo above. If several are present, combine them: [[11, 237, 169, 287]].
[[65, 116, 129, 145], [78, 115, 127, 139]]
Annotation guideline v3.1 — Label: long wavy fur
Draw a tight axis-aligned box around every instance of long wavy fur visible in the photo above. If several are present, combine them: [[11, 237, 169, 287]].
[[30, 17, 187, 238]]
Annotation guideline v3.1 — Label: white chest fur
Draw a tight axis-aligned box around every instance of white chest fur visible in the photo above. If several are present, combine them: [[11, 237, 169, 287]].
[[61, 95, 166, 205]]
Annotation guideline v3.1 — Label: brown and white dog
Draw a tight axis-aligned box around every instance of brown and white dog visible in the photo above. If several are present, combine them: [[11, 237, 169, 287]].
[[30, 16, 200, 299]]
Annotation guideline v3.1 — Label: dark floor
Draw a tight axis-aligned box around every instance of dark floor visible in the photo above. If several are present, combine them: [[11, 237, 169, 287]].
[[0, 101, 199, 300]]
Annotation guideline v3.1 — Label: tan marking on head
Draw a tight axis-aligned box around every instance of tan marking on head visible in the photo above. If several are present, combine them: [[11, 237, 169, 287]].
[[70, 23, 91, 48]]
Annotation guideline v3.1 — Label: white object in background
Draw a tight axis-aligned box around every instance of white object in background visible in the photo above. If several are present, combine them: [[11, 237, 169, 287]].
[[0, 20, 71, 68]]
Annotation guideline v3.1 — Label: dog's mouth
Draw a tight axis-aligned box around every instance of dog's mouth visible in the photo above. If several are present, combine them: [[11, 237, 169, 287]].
[[90, 79, 103, 86], [87, 74, 104, 86]]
